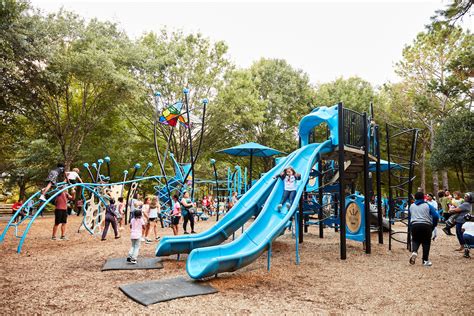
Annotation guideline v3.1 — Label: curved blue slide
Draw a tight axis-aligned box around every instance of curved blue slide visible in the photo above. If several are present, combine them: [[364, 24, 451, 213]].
[[156, 149, 300, 256], [186, 140, 334, 279]]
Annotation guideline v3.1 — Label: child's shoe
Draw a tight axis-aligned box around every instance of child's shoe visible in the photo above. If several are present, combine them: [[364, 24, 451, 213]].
[[145, 239, 152, 244], [464, 248, 470, 258], [409, 252, 417, 265], [285, 202, 291, 209], [423, 260, 432, 267], [39, 195, 47, 202], [183, 231, 189, 235], [277, 204, 283, 212], [60, 236, 68, 241], [51, 236, 57, 241], [130, 259, 137, 264], [155, 237, 161, 241], [126, 257, 131, 262]]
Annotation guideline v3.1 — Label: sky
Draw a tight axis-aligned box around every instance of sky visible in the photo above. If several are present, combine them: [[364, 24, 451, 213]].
[[30, 0, 472, 86]]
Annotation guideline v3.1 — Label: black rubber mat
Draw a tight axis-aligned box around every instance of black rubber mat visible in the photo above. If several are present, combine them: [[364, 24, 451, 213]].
[[101, 257, 163, 271], [119, 276, 217, 306]]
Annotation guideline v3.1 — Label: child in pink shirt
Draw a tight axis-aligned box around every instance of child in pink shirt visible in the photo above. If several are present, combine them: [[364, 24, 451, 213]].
[[127, 210, 145, 264], [171, 194, 181, 235]]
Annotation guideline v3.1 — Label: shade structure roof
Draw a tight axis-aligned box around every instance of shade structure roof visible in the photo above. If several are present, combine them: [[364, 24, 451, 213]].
[[216, 142, 285, 157]]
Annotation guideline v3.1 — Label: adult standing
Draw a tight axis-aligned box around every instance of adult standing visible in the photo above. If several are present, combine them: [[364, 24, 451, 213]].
[[408, 191, 439, 267], [11, 199, 23, 222], [101, 199, 120, 241], [448, 192, 473, 252], [52, 187, 74, 240], [181, 192, 196, 234]]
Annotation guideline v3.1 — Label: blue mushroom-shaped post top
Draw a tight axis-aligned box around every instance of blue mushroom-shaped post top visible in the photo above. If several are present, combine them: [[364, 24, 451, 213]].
[[183, 88, 189, 94], [210, 159, 216, 165], [147, 162, 153, 168], [104, 156, 111, 163], [92, 163, 97, 168], [202, 98, 209, 105], [83, 163, 89, 168], [154, 91, 161, 97], [98, 159, 104, 164], [123, 170, 129, 175], [134, 163, 141, 169]]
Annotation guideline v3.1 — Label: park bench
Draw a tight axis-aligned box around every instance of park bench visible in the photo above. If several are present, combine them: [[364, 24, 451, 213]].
[[0, 204, 13, 216]]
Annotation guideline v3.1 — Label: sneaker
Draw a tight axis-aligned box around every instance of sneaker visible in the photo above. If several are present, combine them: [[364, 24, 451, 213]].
[[101, 238, 106, 241], [126, 257, 131, 262], [60, 236, 68, 241], [423, 260, 432, 267], [130, 259, 137, 264], [145, 239, 152, 244], [409, 252, 417, 265], [155, 237, 161, 241], [115, 236, 121, 239], [442, 227, 453, 236], [39, 195, 47, 202], [184, 231, 189, 235], [51, 236, 57, 241], [285, 202, 291, 209], [464, 249, 470, 258], [277, 204, 283, 212], [191, 231, 196, 234]]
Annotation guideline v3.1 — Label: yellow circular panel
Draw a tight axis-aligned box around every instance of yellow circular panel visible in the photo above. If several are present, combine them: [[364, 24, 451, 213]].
[[346, 202, 361, 233]]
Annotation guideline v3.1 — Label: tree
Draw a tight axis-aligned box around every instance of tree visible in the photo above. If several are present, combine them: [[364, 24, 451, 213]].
[[431, 111, 474, 191], [433, 0, 473, 25], [206, 58, 313, 174], [313, 77, 376, 113], [31, 10, 140, 170], [395, 22, 473, 192]]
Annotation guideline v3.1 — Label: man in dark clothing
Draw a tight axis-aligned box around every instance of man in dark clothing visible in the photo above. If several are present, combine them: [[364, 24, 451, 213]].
[[408, 191, 439, 267]]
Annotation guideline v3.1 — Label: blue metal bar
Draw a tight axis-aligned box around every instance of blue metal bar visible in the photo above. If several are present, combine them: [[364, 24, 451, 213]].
[[267, 242, 272, 271]]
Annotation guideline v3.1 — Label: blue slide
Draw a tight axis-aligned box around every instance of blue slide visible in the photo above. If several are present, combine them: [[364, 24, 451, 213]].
[[185, 140, 334, 279], [156, 149, 300, 256]]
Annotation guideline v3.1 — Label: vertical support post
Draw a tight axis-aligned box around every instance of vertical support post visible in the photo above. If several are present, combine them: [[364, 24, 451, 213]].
[[363, 113, 371, 254], [124, 166, 139, 224], [295, 212, 300, 264], [406, 129, 418, 252], [386, 124, 393, 251], [337, 102, 347, 260], [249, 151, 253, 189], [318, 158, 324, 238], [298, 192, 304, 243], [267, 243, 272, 271], [375, 125, 383, 244], [334, 193, 339, 232], [211, 159, 220, 222]]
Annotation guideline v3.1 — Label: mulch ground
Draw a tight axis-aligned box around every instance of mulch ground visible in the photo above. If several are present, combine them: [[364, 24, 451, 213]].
[[0, 214, 471, 314]]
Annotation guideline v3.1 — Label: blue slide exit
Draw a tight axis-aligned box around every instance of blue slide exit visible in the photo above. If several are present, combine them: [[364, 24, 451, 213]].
[[186, 140, 334, 279]]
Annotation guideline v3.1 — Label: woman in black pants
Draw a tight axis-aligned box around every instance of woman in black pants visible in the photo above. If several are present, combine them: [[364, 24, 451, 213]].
[[408, 191, 439, 266], [181, 192, 196, 234]]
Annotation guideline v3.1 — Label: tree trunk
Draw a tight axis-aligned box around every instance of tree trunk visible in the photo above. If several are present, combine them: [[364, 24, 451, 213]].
[[19, 183, 27, 201], [432, 171, 439, 195], [460, 165, 468, 192], [420, 142, 426, 192], [441, 170, 449, 191]]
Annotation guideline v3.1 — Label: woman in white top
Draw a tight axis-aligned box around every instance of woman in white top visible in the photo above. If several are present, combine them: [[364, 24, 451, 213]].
[[145, 196, 160, 243]]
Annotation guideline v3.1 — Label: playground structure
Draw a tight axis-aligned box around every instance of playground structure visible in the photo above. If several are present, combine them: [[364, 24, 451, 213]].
[[157, 102, 419, 279]]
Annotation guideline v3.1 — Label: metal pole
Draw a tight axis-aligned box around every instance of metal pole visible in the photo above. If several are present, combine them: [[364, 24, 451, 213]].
[[183, 88, 195, 199], [375, 125, 383, 244], [249, 151, 253, 188], [211, 159, 220, 221], [124, 164, 140, 224], [337, 102, 347, 260], [363, 113, 371, 254], [406, 129, 418, 252], [298, 190, 304, 243], [318, 158, 324, 238], [386, 124, 393, 251]]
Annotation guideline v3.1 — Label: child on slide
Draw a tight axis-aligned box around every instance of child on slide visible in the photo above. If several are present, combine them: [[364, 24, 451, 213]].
[[274, 167, 301, 212]]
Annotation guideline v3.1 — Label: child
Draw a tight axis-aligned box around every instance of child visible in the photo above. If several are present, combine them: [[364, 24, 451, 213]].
[[443, 191, 464, 235], [274, 166, 301, 212], [145, 196, 160, 243], [52, 187, 74, 240], [66, 168, 83, 184], [171, 194, 181, 235], [127, 209, 145, 264], [40, 163, 66, 201], [116, 197, 125, 230], [101, 199, 120, 241]]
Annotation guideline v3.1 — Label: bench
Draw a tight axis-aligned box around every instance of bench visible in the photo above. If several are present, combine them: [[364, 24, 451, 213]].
[[0, 204, 13, 216]]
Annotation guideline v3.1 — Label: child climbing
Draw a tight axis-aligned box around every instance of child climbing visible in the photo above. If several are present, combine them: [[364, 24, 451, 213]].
[[127, 209, 145, 264], [274, 166, 301, 212], [40, 163, 66, 201]]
